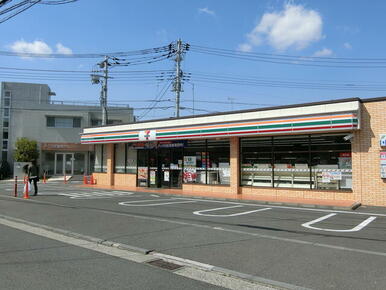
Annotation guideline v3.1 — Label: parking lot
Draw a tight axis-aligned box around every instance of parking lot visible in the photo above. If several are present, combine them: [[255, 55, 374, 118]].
[[1, 181, 386, 289]]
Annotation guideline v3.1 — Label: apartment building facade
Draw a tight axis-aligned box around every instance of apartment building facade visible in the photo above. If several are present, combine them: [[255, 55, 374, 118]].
[[1, 81, 134, 176]]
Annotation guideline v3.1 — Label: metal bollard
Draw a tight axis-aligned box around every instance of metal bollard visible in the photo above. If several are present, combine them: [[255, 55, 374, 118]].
[[14, 176, 18, 197]]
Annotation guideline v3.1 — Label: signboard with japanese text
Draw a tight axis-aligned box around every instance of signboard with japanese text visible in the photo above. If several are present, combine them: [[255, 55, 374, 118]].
[[380, 135, 386, 147], [184, 156, 196, 167], [380, 151, 386, 178]]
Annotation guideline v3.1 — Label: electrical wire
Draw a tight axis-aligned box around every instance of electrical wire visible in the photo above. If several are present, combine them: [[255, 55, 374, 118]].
[[189, 44, 386, 68], [138, 81, 173, 119], [0, 44, 174, 58], [188, 71, 386, 91]]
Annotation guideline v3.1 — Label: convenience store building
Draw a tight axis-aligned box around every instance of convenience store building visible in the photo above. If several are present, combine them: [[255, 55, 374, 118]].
[[81, 97, 386, 207]]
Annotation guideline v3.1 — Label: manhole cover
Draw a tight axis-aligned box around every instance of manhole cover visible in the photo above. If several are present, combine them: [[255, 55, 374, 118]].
[[147, 259, 183, 271]]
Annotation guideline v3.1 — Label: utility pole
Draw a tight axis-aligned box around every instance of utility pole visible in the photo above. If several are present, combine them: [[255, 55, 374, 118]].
[[101, 56, 109, 126], [91, 56, 109, 126], [173, 39, 183, 118], [228, 97, 235, 111]]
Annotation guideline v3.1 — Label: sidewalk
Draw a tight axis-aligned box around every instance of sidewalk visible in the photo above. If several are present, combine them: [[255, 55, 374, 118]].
[[80, 184, 359, 210]]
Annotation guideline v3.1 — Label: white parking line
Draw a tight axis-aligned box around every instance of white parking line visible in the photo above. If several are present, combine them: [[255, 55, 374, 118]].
[[302, 213, 377, 232], [60, 191, 135, 199], [119, 198, 197, 207], [193, 205, 272, 217]]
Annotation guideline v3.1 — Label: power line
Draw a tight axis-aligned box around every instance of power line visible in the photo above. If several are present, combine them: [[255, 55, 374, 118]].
[[0, 44, 174, 58], [138, 81, 173, 119], [189, 44, 386, 68], [188, 72, 386, 91], [0, 0, 79, 24]]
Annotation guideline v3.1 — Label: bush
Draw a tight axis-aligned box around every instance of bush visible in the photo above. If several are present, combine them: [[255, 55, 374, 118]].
[[14, 137, 39, 162]]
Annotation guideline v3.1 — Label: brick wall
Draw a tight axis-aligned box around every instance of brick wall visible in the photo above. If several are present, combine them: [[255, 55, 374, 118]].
[[114, 173, 136, 187], [352, 101, 386, 206], [92, 100, 386, 206], [92, 172, 110, 185]]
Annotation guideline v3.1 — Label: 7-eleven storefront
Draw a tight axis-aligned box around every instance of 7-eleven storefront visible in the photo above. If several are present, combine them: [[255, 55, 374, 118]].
[[81, 97, 386, 207]]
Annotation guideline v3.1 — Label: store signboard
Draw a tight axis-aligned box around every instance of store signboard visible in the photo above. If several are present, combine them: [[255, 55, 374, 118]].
[[380, 135, 386, 147], [129, 141, 185, 149], [158, 141, 186, 148], [139, 130, 156, 141], [321, 171, 342, 183], [183, 168, 197, 182], [380, 152, 386, 178], [184, 156, 196, 167]]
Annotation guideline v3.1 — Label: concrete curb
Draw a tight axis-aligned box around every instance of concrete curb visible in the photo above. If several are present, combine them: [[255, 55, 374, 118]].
[[0, 214, 152, 255], [126, 189, 360, 211], [0, 213, 305, 289]]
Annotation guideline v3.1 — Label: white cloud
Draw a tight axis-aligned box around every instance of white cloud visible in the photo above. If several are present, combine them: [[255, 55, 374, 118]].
[[240, 4, 323, 51], [198, 7, 215, 16], [10, 40, 53, 55], [56, 43, 72, 55], [237, 43, 253, 52], [343, 42, 352, 49], [313, 48, 333, 57], [9, 40, 73, 57]]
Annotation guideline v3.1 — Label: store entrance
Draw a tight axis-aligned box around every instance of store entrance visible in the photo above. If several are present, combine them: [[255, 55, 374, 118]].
[[138, 147, 183, 189], [54, 153, 74, 175]]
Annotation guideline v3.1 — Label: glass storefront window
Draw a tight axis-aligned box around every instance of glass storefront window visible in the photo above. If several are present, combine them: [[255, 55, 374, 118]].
[[240, 134, 352, 190], [102, 144, 107, 173], [273, 135, 310, 189], [207, 139, 230, 185], [137, 150, 148, 187], [94, 144, 107, 173], [183, 140, 207, 184], [241, 137, 273, 187], [126, 146, 137, 174], [42, 152, 55, 175], [73, 153, 85, 175], [310, 134, 352, 190], [114, 143, 126, 173]]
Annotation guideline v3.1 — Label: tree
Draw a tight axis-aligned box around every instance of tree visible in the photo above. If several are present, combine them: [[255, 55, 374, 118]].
[[13, 137, 39, 162]]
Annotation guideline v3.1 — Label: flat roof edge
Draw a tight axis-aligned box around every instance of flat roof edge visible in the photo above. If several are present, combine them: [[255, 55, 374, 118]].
[[83, 97, 362, 131]]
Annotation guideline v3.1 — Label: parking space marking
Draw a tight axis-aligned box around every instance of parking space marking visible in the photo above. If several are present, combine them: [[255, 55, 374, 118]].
[[60, 191, 135, 199], [119, 198, 197, 207], [193, 205, 272, 217], [302, 213, 377, 232]]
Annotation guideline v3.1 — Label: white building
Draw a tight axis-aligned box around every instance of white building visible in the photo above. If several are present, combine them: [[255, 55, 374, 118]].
[[0, 81, 134, 176]]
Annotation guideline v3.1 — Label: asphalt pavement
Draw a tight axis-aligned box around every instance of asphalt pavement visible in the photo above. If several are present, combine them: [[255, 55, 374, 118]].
[[0, 224, 225, 290], [1, 180, 385, 290]]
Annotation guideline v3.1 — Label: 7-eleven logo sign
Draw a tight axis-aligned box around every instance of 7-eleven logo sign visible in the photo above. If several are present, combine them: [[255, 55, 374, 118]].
[[139, 130, 156, 141]]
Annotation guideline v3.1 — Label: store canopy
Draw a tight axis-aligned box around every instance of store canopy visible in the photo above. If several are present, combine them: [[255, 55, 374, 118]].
[[81, 99, 360, 144]]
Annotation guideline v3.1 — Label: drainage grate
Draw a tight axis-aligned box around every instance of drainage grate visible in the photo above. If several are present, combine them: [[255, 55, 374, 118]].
[[147, 259, 183, 271]]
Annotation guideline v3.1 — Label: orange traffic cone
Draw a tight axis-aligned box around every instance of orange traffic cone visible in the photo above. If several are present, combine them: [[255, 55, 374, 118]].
[[23, 176, 30, 199]]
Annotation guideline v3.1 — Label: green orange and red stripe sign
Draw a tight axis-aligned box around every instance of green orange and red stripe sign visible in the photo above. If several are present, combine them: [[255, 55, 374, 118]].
[[81, 113, 358, 144]]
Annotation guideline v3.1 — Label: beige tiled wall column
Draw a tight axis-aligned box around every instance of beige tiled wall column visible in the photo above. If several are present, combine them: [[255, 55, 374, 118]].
[[351, 101, 386, 206], [106, 143, 115, 186], [230, 137, 240, 194]]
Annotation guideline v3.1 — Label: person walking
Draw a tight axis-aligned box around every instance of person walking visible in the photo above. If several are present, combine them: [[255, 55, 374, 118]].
[[28, 160, 39, 196]]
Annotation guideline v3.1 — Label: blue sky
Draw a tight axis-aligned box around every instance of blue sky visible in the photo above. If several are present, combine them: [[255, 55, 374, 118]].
[[2, 0, 386, 119]]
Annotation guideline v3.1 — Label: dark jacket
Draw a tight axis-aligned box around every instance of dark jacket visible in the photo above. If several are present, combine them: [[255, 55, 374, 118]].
[[28, 164, 39, 178]]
